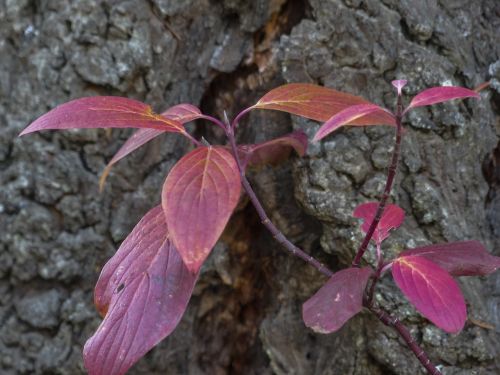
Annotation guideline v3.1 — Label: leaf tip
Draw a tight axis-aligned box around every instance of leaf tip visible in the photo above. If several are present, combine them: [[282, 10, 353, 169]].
[[311, 132, 323, 143], [185, 260, 202, 274], [98, 166, 112, 192], [19, 127, 32, 137]]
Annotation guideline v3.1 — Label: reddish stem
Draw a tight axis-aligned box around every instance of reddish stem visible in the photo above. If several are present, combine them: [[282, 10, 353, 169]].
[[368, 305, 442, 375], [226, 111, 441, 375], [352, 97, 403, 267], [199, 114, 227, 131], [184, 132, 202, 147], [226, 127, 333, 278], [230, 107, 253, 131]]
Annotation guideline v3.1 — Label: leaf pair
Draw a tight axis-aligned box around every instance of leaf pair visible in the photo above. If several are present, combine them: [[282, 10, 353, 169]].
[[304, 202, 500, 335], [353, 202, 494, 333], [99, 103, 204, 190], [312, 85, 479, 142], [302, 202, 403, 334]]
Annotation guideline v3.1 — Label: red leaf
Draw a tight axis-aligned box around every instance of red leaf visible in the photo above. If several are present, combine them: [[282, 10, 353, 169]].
[[252, 83, 396, 124], [237, 130, 308, 169], [84, 206, 198, 375], [302, 267, 372, 334], [353, 202, 405, 245], [99, 104, 203, 190], [313, 104, 395, 141], [162, 146, 241, 273], [408, 86, 479, 109], [392, 256, 466, 333], [399, 240, 500, 276], [19, 96, 184, 136]]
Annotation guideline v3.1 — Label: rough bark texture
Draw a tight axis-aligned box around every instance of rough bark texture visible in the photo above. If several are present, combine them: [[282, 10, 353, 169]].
[[1, 0, 499, 374]]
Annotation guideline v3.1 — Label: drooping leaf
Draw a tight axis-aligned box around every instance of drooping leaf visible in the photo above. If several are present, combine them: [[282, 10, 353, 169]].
[[353, 202, 405, 245], [392, 256, 466, 333], [313, 104, 395, 141], [99, 104, 204, 190], [399, 240, 500, 276], [251, 83, 396, 124], [237, 130, 308, 169], [302, 267, 372, 334], [85, 206, 198, 375], [162, 146, 241, 273], [407, 86, 480, 109], [19, 96, 184, 136]]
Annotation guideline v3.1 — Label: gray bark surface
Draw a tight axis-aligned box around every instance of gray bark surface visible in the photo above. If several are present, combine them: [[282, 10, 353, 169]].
[[1, 0, 499, 374]]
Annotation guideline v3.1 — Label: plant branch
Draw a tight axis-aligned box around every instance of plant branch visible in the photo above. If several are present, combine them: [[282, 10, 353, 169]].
[[226, 127, 333, 278], [227, 116, 441, 375], [368, 304, 442, 375], [352, 98, 404, 267], [230, 107, 253, 131], [200, 114, 227, 131]]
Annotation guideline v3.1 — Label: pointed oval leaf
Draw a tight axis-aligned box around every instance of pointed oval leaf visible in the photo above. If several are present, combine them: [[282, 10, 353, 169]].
[[162, 146, 241, 272], [353, 202, 405, 245], [99, 104, 204, 190], [252, 83, 396, 124], [408, 86, 479, 109], [85, 206, 198, 375], [313, 104, 395, 141], [303, 267, 372, 334], [399, 240, 500, 276], [19, 96, 184, 136], [237, 130, 308, 169], [392, 256, 466, 333]]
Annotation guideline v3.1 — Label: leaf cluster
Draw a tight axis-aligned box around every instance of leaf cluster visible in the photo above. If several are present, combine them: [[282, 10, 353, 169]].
[[20, 80, 498, 375]]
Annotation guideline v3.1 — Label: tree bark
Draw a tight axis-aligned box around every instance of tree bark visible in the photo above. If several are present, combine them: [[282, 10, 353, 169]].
[[0, 0, 499, 374]]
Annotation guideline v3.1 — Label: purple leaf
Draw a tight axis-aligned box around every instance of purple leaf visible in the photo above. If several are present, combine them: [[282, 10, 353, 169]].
[[353, 202, 405, 245], [313, 104, 395, 142], [399, 240, 500, 276], [99, 104, 203, 190], [85, 206, 198, 375], [19, 96, 184, 136], [408, 86, 480, 109], [392, 256, 466, 333], [162, 146, 241, 273], [302, 267, 372, 334], [237, 130, 308, 169]]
